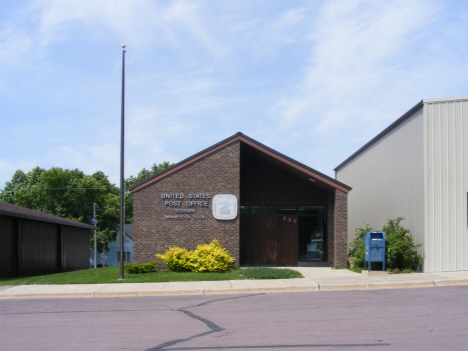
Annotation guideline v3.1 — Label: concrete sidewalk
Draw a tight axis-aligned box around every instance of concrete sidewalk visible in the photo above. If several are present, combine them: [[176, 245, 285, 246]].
[[1, 268, 468, 299]]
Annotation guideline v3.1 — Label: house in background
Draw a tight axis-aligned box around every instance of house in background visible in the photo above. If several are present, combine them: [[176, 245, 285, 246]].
[[89, 224, 133, 267], [335, 96, 468, 272], [1, 201, 94, 278]]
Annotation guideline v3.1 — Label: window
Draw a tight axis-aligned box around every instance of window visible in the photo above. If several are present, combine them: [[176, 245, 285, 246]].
[[117, 251, 131, 263]]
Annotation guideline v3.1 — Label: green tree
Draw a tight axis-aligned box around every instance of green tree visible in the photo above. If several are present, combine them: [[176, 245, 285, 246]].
[[0, 162, 174, 253], [0, 167, 120, 255], [125, 161, 173, 223], [0, 169, 27, 203]]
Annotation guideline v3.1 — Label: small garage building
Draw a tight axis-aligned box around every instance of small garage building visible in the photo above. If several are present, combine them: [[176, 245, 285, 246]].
[[0, 201, 95, 278], [131, 133, 351, 268]]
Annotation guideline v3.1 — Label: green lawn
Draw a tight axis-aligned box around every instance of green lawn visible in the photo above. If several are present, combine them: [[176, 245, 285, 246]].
[[0, 266, 303, 285]]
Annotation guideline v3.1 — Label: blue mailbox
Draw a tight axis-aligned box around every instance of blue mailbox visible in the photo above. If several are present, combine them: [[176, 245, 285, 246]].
[[365, 231, 386, 271]]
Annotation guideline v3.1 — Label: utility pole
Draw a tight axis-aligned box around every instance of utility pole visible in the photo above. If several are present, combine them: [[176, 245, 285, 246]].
[[119, 44, 126, 280]]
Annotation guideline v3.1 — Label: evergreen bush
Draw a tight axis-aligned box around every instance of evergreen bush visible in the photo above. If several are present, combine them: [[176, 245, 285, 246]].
[[124, 261, 159, 274]]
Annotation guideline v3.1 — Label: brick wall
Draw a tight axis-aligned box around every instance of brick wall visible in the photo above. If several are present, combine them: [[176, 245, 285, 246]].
[[133, 141, 241, 267], [327, 191, 335, 266], [333, 189, 348, 268], [133, 138, 349, 269]]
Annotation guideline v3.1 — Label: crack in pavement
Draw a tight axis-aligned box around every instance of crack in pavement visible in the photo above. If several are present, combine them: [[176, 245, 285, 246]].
[[146, 294, 265, 351]]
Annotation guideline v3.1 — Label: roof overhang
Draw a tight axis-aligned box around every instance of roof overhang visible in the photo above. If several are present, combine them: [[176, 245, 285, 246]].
[[0, 201, 97, 230], [335, 95, 468, 173], [334, 100, 424, 172]]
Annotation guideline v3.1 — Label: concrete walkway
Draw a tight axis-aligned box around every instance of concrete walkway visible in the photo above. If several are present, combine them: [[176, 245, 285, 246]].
[[1, 268, 468, 299]]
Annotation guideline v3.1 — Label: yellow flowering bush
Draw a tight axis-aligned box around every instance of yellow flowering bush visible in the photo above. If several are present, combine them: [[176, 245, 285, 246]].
[[156, 239, 235, 272], [156, 247, 192, 272], [189, 239, 235, 272]]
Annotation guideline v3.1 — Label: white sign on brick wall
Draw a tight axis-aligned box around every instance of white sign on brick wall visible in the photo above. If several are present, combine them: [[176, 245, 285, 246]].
[[212, 194, 238, 220]]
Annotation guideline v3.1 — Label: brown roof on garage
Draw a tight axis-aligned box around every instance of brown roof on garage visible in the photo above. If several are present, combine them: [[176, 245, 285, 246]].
[[0, 201, 97, 230], [130, 132, 351, 193]]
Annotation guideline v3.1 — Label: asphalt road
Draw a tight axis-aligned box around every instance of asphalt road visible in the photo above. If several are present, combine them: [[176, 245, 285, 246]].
[[1, 286, 468, 351]]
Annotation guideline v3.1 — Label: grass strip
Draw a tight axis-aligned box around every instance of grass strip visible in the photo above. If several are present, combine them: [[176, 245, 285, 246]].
[[0, 266, 303, 285], [240, 267, 303, 279]]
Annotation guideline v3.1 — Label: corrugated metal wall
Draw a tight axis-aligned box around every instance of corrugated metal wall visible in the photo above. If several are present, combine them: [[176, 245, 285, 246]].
[[62, 226, 90, 271], [424, 99, 468, 272], [336, 108, 425, 255], [0, 215, 91, 278], [0, 215, 17, 277], [20, 219, 60, 276]]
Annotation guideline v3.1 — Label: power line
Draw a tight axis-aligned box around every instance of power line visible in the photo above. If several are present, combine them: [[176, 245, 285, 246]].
[[23, 187, 118, 190]]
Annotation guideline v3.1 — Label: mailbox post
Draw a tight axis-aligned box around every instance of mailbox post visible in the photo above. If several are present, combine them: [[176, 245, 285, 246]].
[[365, 231, 386, 271]]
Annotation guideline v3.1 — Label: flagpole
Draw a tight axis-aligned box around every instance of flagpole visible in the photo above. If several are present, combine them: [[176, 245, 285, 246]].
[[119, 44, 126, 280], [93, 202, 97, 269]]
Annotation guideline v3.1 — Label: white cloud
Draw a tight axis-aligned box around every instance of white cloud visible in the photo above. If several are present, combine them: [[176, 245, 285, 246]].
[[0, 26, 33, 67], [276, 0, 439, 129], [30, 0, 226, 58], [2, 0, 468, 187]]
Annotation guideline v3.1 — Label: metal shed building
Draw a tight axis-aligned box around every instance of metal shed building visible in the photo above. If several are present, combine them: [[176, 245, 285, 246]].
[[335, 96, 468, 272], [0, 201, 95, 278]]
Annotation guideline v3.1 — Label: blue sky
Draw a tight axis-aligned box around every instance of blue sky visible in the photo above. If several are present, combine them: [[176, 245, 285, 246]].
[[1, 0, 468, 188]]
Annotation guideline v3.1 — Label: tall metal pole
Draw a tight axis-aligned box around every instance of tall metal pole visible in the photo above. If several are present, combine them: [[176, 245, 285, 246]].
[[93, 202, 97, 269], [119, 44, 126, 280]]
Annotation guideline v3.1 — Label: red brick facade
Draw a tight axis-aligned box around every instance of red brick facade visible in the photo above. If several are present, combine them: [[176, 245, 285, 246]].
[[327, 191, 335, 266], [133, 142, 240, 266], [132, 133, 349, 268], [333, 189, 348, 268]]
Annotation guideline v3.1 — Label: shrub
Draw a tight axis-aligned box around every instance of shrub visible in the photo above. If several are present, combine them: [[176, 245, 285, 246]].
[[241, 267, 303, 279], [156, 239, 235, 273], [348, 223, 374, 268], [189, 239, 235, 272], [348, 218, 422, 271], [383, 217, 422, 271], [156, 247, 192, 272], [124, 261, 159, 274]]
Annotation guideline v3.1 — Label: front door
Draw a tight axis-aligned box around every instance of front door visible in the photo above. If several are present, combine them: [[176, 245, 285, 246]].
[[240, 215, 298, 266], [298, 216, 326, 261]]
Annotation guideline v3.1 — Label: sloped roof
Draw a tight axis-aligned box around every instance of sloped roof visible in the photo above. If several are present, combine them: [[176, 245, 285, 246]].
[[131, 132, 351, 193], [0, 201, 97, 230], [334, 95, 468, 172], [124, 224, 133, 240], [334, 101, 423, 172], [117, 224, 133, 240]]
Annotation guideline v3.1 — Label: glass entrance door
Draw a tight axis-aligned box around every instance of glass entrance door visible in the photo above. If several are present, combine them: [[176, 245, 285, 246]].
[[298, 207, 326, 261]]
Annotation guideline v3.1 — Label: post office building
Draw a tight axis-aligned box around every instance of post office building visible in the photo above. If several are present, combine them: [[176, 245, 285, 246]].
[[131, 133, 351, 268]]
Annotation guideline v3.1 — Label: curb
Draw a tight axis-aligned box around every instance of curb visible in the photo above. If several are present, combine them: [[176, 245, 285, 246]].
[[1, 279, 468, 300]]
